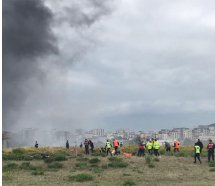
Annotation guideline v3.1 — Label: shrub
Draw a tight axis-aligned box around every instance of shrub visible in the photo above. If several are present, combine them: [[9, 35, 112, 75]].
[[154, 157, 160, 162], [75, 162, 88, 169], [12, 148, 25, 154], [145, 155, 151, 164], [101, 164, 108, 169], [148, 163, 155, 168], [53, 153, 67, 161], [3, 163, 19, 172], [108, 157, 122, 162], [92, 167, 103, 173], [123, 179, 136, 186], [159, 150, 165, 155], [47, 162, 63, 169], [208, 161, 215, 167], [68, 173, 94, 182], [108, 161, 128, 168], [44, 157, 55, 163], [76, 157, 88, 162], [31, 169, 44, 175], [209, 167, 215, 172], [3, 153, 33, 161], [89, 158, 100, 164], [19, 162, 31, 170]]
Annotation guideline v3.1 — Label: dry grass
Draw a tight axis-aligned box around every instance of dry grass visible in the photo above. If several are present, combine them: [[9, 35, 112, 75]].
[[2, 147, 215, 186]]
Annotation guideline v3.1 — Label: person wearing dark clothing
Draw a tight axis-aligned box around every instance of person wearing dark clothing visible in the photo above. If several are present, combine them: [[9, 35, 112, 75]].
[[194, 143, 201, 164], [196, 139, 203, 153], [207, 139, 215, 162], [35, 141, 38, 148], [137, 143, 145, 157], [66, 140, 69, 149], [89, 140, 94, 153], [84, 139, 90, 155], [80, 142, 83, 148], [164, 141, 171, 152]]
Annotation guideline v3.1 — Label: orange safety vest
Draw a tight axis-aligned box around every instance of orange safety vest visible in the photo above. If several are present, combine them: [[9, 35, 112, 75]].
[[113, 140, 119, 147], [175, 141, 180, 148]]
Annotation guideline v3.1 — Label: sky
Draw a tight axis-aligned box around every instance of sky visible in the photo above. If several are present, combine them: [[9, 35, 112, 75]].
[[2, 0, 215, 132]]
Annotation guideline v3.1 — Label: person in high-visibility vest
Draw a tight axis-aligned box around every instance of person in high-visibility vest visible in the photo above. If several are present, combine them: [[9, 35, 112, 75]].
[[194, 143, 201, 164], [174, 140, 180, 152], [146, 140, 153, 154], [113, 139, 119, 155], [105, 140, 112, 156], [153, 139, 160, 156]]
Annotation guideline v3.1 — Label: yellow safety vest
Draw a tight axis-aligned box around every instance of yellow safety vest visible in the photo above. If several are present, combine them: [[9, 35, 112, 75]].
[[106, 142, 111, 148], [153, 141, 160, 150], [195, 145, 200, 153], [147, 142, 152, 150]]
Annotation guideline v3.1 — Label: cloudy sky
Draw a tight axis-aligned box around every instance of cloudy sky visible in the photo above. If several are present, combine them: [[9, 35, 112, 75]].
[[3, 0, 215, 132]]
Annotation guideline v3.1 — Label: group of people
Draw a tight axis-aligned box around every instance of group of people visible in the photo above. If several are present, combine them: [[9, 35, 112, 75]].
[[82, 139, 94, 155]]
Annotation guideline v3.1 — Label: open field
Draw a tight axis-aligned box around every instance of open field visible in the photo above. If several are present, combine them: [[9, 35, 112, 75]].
[[2, 147, 215, 186]]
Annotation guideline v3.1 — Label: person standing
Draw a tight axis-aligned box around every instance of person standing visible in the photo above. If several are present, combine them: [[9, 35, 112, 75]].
[[174, 140, 180, 152], [84, 139, 90, 155], [153, 139, 160, 156], [207, 139, 215, 162], [196, 139, 203, 153], [89, 140, 94, 153], [113, 139, 119, 155], [106, 140, 112, 156], [66, 140, 69, 149], [35, 141, 38, 148], [194, 143, 201, 164], [137, 142, 145, 157], [164, 141, 171, 152], [146, 140, 153, 154], [80, 142, 83, 148]]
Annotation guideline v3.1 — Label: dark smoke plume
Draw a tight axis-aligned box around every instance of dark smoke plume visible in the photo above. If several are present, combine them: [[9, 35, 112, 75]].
[[2, 0, 57, 130]]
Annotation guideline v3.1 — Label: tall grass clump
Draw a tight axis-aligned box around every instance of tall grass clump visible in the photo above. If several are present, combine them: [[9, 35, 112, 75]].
[[3, 163, 19, 172], [108, 161, 128, 168], [89, 158, 100, 164], [68, 173, 94, 182], [47, 162, 63, 169], [208, 161, 215, 167], [123, 179, 136, 186]]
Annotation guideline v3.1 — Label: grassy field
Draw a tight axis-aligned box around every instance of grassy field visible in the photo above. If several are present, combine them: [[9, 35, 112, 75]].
[[2, 146, 215, 186]]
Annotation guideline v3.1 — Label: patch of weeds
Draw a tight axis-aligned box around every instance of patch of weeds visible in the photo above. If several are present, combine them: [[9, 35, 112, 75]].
[[90, 164, 99, 168], [3, 163, 19, 172], [75, 162, 88, 169], [92, 167, 103, 174], [209, 167, 215, 172], [208, 161, 215, 167], [19, 162, 32, 170], [153, 157, 160, 162], [123, 179, 136, 186], [159, 150, 165, 155], [137, 170, 143, 173], [68, 173, 94, 182], [101, 164, 108, 169], [47, 162, 63, 169], [76, 157, 88, 162], [145, 155, 151, 164], [123, 173, 131, 176], [108, 161, 128, 168], [148, 163, 155, 168], [101, 153, 106, 157], [31, 169, 44, 175], [12, 148, 25, 154], [53, 153, 67, 161], [108, 157, 122, 162], [89, 158, 100, 164], [3, 153, 33, 161]]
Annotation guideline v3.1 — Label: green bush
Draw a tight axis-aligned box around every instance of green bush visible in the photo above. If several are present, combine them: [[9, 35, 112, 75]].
[[47, 162, 63, 169], [75, 162, 88, 169], [19, 162, 32, 170], [92, 167, 103, 173], [3, 163, 19, 172], [44, 157, 55, 163], [3, 153, 33, 161], [89, 158, 100, 164], [31, 169, 44, 175], [145, 155, 151, 164], [76, 157, 88, 162], [53, 153, 67, 161], [208, 161, 215, 167], [68, 173, 94, 182], [123, 179, 136, 186], [108, 157, 122, 162], [148, 163, 155, 168], [12, 148, 25, 154], [159, 150, 165, 155], [108, 161, 128, 168], [209, 167, 215, 172]]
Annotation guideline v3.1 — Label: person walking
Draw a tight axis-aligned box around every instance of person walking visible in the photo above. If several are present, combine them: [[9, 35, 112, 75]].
[[207, 139, 215, 162], [66, 140, 69, 149], [137, 142, 145, 157], [84, 139, 90, 155], [35, 141, 38, 148], [106, 140, 112, 156], [196, 139, 203, 153], [113, 139, 119, 155], [164, 141, 171, 152], [153, 139, 160, 156], [194, 142, 201, 164], [146, 140, 153, 154], [89, 140, 94, 153]]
